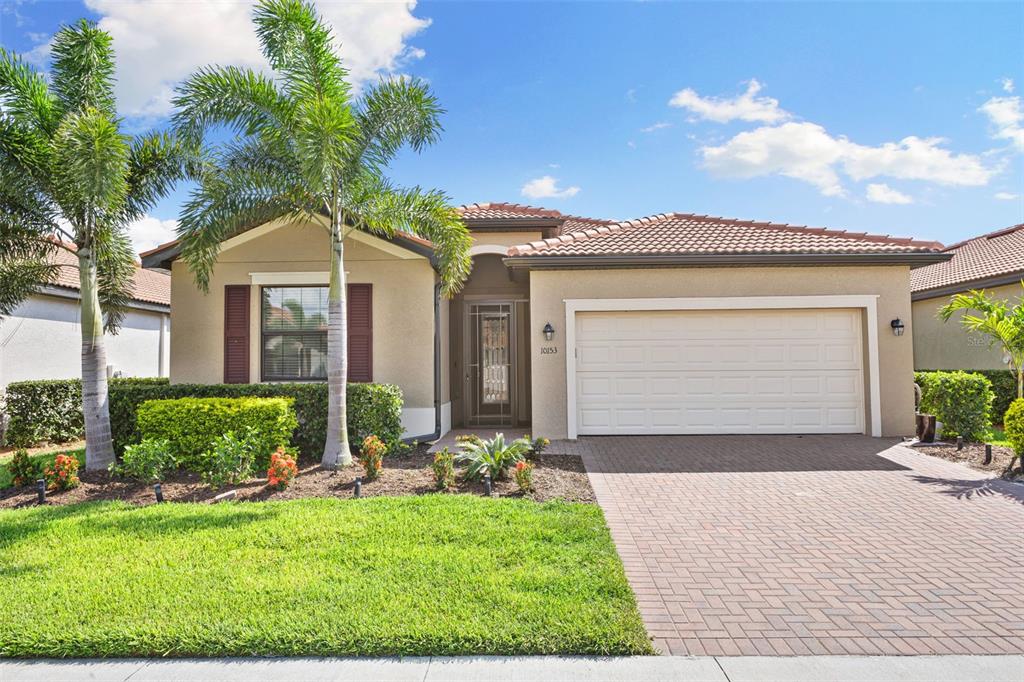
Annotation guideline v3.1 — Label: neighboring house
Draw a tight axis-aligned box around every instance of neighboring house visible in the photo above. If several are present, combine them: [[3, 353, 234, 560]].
[[0, 246, 171, 389], [910, 224, 1024, 371], [142, 203, 948, 440]]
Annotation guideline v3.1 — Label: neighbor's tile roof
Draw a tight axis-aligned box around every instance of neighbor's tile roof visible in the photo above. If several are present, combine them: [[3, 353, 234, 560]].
[[507, 213, 945, 257], [49, 245, 171, 306], [456, 202, 613, 232], [910, 224, 1024, 293]]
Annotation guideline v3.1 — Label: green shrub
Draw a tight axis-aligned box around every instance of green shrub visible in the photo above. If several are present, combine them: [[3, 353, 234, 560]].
[[432, 448, 455, 490], [109, 382, 403, 460], [915, 371, 994, 441], [113, 439, 176, 483], [1005, 399, 1024, 458], [919, 369, 1017, 424], [8, 449, 41, 487], [456, 433, 531, 481], [201, 428, 262, 489], [137, 397, 297, 472], [3, 378, 168, 447]]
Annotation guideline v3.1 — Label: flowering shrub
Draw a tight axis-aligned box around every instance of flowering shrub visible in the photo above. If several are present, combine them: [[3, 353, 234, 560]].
[[9, 449, 41, 487], [513, 460, 534, 492], [432, 448, 455, 490], [267, 447, 298, 491], [359, 435, 386, 481], [527, 436, 550, 458], [44, 453, 80, 490]]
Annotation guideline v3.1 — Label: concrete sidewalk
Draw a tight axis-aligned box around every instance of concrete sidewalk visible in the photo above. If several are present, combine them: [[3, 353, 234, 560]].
[[2, 655, 1021, 681]]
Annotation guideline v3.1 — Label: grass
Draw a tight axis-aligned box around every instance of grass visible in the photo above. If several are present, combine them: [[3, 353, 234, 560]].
[[986, 427, 1010, 448], [0, 495, 653, 658], [0, 448, 84, 489]]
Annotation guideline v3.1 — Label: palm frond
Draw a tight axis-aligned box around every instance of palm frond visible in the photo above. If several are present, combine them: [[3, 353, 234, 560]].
[[49, 19, 116, 117], [172, 65, 294, 145], [0, 114, 52, 183], [352, 77, 443, 175], [0, 48, 59, 134], [122, 131, 196, 222], [92, 226, 136, 332]]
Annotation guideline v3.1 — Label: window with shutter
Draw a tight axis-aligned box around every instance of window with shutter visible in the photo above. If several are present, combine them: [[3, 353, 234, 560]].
[[258, 284, 372, 382], [223, 285, 250, 383]]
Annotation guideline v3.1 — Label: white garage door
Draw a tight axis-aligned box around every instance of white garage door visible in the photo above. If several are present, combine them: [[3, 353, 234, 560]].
[[575, 309, 864, 435]]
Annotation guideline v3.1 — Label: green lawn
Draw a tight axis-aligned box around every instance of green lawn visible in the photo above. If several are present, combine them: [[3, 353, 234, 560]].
[[0, 448, 85, 489], [986, 427, 1010, 448], [0, 496, 652, 657]]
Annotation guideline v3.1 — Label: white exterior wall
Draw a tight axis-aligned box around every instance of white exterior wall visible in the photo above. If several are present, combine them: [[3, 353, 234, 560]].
[[0, 293, 170, 388]]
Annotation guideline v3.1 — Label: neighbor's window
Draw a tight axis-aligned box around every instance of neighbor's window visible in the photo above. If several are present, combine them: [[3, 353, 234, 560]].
[[261, 286, 328, 381]]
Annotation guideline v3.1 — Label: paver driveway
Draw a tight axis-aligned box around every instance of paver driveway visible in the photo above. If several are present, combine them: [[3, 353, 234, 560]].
[[562, 435, 1024, 656]]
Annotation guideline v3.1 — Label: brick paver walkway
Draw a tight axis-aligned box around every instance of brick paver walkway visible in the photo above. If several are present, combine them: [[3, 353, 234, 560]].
[[564, 435, 1024, 657]]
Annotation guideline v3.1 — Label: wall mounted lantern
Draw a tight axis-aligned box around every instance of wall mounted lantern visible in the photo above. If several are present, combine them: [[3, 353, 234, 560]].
[[542, 322, 555, 341], [890, 318, 905, 336]]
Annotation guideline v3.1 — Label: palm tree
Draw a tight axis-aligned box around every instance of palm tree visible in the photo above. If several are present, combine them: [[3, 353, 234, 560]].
[[172, 0, 471, 468], [939, 285, 1024, 400], [0, 21, 190, 470]]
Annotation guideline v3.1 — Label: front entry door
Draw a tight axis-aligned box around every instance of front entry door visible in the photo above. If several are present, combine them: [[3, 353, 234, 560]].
[[466, 302, 516, 427]]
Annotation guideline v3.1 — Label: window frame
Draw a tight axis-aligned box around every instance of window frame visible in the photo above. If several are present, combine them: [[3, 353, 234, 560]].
[[259, 284, 330, 383]]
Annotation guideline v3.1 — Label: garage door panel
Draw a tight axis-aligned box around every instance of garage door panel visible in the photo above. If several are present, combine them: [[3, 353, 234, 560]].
[[575, 309, 864, 435]]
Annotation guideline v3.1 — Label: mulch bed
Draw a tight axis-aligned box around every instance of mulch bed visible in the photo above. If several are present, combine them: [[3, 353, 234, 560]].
[[0, 445, 595, 509], [914, 440, 1022, 482]]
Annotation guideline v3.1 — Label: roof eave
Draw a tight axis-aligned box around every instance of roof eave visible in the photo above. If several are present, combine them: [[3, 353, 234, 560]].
[[911, 269, 1024, 301], [38, 284, 170, 312], [504, 251, 953, 270]]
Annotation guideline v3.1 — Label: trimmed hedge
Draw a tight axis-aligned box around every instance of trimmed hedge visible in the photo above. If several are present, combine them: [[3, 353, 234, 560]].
[[137, 397, 298, 471], [914, 371, 994, 441], [3, 378, 168, 447], [1005, 399, 1024, 457], [919, 369, 1018, 424], [111, 382, 404, 460]]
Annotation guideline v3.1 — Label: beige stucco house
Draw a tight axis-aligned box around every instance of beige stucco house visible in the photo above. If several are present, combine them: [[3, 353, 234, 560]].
[[910, 224, 1023, 371], [142, 203, 949, 441]]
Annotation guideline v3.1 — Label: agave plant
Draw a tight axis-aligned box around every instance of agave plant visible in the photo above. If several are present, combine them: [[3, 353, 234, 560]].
[[456, 433, 531, 481]]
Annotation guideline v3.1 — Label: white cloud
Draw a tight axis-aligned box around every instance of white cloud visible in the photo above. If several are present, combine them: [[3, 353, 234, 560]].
[[640, 122, 672, 133], [1002, 77, 1015, 94], [700, 121, 995, 197], [979, 95, 1024, 151], [520, 175, 580, 200], [669, 79, 790, 124], [128, 215, 179, 255], [29, 0, 432, 118], [865, 183, 913, 205], [995, 191, 1019, 200]]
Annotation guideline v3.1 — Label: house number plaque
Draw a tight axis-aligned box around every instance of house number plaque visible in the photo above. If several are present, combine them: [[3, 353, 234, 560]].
[[540, 346, 558, 355]]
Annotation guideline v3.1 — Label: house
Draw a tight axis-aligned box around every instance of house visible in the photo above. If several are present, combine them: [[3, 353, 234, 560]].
[[141, 203, 948, 440], [0, 246, 171, 389], [910, 223, 1023, 371]]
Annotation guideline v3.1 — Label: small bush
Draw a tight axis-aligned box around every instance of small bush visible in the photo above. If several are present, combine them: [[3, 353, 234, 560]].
[[267, 447, 298, 491], [456, 433, 530, 481], [201, 428, 262, 489], [44, 453, 80, 491], [137, 397, 297, 472], [432, 448, 455, 490], [915, 371, 994, 441], [114, 439, 175, 483], [108, 381, 403, 459], [8, 449, 41, 487], [1005, 399, 1024, 458], [359, 435, 386, 481], [526, 436, 550, 458], [513, 460, 534, 492], [920, 369, 1017, 424]]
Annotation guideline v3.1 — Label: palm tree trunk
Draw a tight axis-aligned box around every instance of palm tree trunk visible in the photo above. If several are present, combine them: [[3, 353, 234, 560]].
[[79, 247, 115, 471], [322, 222, 352, 468]]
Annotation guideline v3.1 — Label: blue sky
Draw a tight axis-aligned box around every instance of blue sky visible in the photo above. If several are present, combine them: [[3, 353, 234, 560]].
[[2, 1, 1022, 252]]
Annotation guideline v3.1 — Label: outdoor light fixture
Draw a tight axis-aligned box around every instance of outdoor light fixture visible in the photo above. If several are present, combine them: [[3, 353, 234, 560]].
[[154, 482, 164, 503], [36, 479, 45, 505], [542, 322, 555, 341], [354, 477, 362, 498], [890, 318, 905, 336]]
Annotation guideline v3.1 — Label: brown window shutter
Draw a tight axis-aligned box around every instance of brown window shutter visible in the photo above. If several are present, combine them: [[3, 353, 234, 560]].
[[223, 285, 250, 384], [347, 283, 372, 382]]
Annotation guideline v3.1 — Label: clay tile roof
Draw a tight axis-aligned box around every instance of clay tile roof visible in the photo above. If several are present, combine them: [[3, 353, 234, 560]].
[[456, 202, 565, 220], [910, 224, 1024, 294], [506, 212, 945, 258], [49, 245, 170, 307]]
